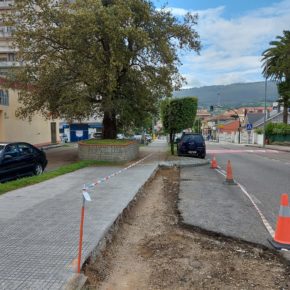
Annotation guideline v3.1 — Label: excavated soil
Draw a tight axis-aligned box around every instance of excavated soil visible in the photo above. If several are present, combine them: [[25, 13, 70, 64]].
[[83, 167, 290, 290]]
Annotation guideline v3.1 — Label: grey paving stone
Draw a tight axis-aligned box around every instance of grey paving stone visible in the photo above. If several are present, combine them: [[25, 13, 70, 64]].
[[0, 162, 158, 289]]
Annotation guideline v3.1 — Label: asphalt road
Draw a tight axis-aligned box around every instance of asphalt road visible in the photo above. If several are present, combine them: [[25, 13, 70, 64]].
[[206, 142, 290, 229]]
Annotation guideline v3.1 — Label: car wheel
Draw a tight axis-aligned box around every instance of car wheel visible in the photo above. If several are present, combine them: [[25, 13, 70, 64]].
[[34, 163, 43, 176], [200, 153, 206, 159]]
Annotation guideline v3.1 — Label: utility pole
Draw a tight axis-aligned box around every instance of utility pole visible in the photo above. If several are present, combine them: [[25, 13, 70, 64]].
[[263, 78, 267, 148]]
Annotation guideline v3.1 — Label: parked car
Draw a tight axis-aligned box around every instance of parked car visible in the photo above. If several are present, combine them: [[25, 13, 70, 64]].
[[145, 134, 152, 143], [117, 133, 125, 140], [133, 133, 143, 141], [177, 133, 206, 158], [0, 142, 48, 182]]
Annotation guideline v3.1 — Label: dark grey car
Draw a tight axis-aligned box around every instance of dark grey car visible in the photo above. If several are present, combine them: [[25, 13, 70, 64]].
[[0, 142, 48, 182]]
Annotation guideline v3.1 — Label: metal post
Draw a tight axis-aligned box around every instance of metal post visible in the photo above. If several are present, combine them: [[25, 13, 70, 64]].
[[77, 196, 85, 274], [238, 119, 241, 144], [263, 78, 268, 148]]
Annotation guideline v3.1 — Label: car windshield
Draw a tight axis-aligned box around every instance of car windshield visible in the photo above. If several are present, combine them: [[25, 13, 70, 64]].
[[183, 135, 204, 143]]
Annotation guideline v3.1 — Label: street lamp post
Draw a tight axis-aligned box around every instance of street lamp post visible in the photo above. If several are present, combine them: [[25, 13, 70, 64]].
[[263, 78, 268, 148]]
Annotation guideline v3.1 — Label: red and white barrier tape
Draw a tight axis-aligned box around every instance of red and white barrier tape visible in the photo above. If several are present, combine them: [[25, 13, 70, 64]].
[[82, 153, 154, 195]]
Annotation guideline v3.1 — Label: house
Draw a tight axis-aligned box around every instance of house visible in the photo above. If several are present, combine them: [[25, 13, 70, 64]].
[[219, 119, 240, 134], [244, 112, 265, 128]]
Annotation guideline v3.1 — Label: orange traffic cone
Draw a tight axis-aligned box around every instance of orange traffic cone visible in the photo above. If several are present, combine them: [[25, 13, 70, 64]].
[[224, 160, 236, 185], [211, 155, 218, 169], [269, 194, 290, 250]]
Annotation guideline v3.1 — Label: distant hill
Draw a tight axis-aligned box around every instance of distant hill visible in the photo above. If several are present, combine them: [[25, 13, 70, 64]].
[[173, 81, 278, 108]]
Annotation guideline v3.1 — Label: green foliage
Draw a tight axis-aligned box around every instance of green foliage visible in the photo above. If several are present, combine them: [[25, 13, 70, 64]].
[[161, 97, 198, 133], [161, 96, 198, 154], [262, 31, 290, 123], [6, 0, 200, 138], [193, 118, 202, 133], [255, 128, 264, 135], [0, 160, 117, 195], [262, 30, 290, 81], [265, 122, 290, 136]]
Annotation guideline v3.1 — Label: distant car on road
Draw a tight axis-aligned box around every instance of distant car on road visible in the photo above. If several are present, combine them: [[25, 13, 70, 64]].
[[117, 133, 125, 140], [177, 133, 206, 158], [0, 142, 48, 182], [145, 134, 152, 143], [133, 133, 143, 141]]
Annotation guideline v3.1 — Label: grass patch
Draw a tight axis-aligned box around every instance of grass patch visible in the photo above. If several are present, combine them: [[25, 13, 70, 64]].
[[0, 160, 120, 195], [81, 139, 131, 145]]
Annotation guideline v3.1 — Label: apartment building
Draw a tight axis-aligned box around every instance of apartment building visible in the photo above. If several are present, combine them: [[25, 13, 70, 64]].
[[0, 0, 18, 76], [0, 0, 60, 145]]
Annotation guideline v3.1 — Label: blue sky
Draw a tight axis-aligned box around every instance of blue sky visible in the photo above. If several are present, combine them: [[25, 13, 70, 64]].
[[153, 0, 290, 88]]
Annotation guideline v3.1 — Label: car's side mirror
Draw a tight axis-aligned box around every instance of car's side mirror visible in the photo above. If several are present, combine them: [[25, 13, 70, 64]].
[[175, 138, 181, 144]]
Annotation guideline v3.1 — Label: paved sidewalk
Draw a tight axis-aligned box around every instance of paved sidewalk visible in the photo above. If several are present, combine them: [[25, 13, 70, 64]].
[[0, 140, 206, 290], [179, 165, 270, 248]]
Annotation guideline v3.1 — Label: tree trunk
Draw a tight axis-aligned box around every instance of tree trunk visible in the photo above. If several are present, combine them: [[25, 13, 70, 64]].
[[102, 111, 117, 139], [170, 131, 175, 155]]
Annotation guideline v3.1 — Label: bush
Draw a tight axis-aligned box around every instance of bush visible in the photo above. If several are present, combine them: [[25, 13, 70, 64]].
[[255, 128, 264, 134], [265, 123, 290, 136]]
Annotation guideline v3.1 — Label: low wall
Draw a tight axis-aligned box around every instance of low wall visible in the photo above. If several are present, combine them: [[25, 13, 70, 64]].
[[78, 141, 139, 162]]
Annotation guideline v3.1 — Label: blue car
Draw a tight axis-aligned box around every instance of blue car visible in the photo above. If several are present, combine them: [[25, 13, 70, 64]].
[[177, 133, 206, 159]]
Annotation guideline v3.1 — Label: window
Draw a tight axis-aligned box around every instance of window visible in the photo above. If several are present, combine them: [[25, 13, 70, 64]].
[[4, 144, 18, 157], [0, 90, 9, 106], [18, 143, 34, 155]]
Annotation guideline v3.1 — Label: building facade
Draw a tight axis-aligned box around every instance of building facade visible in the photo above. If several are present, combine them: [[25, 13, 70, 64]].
[[0, 0, 19, 76], [0, 87, 59, 145], [0, 1, 61, 145]]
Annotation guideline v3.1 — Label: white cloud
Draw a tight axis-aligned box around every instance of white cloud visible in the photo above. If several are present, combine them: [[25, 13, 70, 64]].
[[165, 1, 290, 87]]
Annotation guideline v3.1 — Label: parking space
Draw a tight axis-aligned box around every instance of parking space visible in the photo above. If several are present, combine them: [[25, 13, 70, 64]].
[[44, 144, 79, 171]]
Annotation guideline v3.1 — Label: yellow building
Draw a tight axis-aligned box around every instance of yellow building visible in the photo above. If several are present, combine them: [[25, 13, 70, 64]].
[[0, 87, 59, 146]]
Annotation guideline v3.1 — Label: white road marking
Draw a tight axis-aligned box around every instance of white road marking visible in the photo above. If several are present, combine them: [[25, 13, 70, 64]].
[[215, 167, 275, 238], [207, 149, 279, 154]]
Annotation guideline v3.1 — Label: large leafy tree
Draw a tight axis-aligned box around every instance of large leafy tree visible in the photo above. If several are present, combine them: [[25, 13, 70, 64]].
[[262, 30, 290, 124], [161, 97, 197, 155], [6, 0, 200, 138]]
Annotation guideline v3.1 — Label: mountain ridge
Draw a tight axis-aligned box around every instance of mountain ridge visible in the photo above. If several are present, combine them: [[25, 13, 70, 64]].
[[173, 81, 278, 108]]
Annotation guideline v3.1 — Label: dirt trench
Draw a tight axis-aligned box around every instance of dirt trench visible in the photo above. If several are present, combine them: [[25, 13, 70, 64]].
[[83, 167, 290, 290]]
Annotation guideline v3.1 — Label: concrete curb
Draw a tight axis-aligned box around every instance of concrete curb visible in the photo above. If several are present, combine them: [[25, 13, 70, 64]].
[[62, 274, 87, 290], [65, 160, 209, 289], [41, 144, 65, 150], [159, 159, 210, 168], [63, 165, 159, 290]]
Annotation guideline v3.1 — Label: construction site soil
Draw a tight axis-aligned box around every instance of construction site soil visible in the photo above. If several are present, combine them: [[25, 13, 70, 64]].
[[82, 167, 290, 290]]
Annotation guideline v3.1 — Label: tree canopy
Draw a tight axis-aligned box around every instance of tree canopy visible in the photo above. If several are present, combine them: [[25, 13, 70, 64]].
[[6, 0, 200, 138], [262, 30, 290, 123], [161, 96, 198, 154]]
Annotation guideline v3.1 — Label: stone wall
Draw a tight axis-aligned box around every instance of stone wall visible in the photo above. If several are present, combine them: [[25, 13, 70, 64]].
[[78, 141, 139, 162]]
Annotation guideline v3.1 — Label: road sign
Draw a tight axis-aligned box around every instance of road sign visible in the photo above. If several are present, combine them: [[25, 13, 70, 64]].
[[246, 123, 253, 131]]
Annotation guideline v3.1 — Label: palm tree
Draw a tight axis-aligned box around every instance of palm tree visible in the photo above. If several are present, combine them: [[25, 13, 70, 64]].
[[262, 30, 290, 123]]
